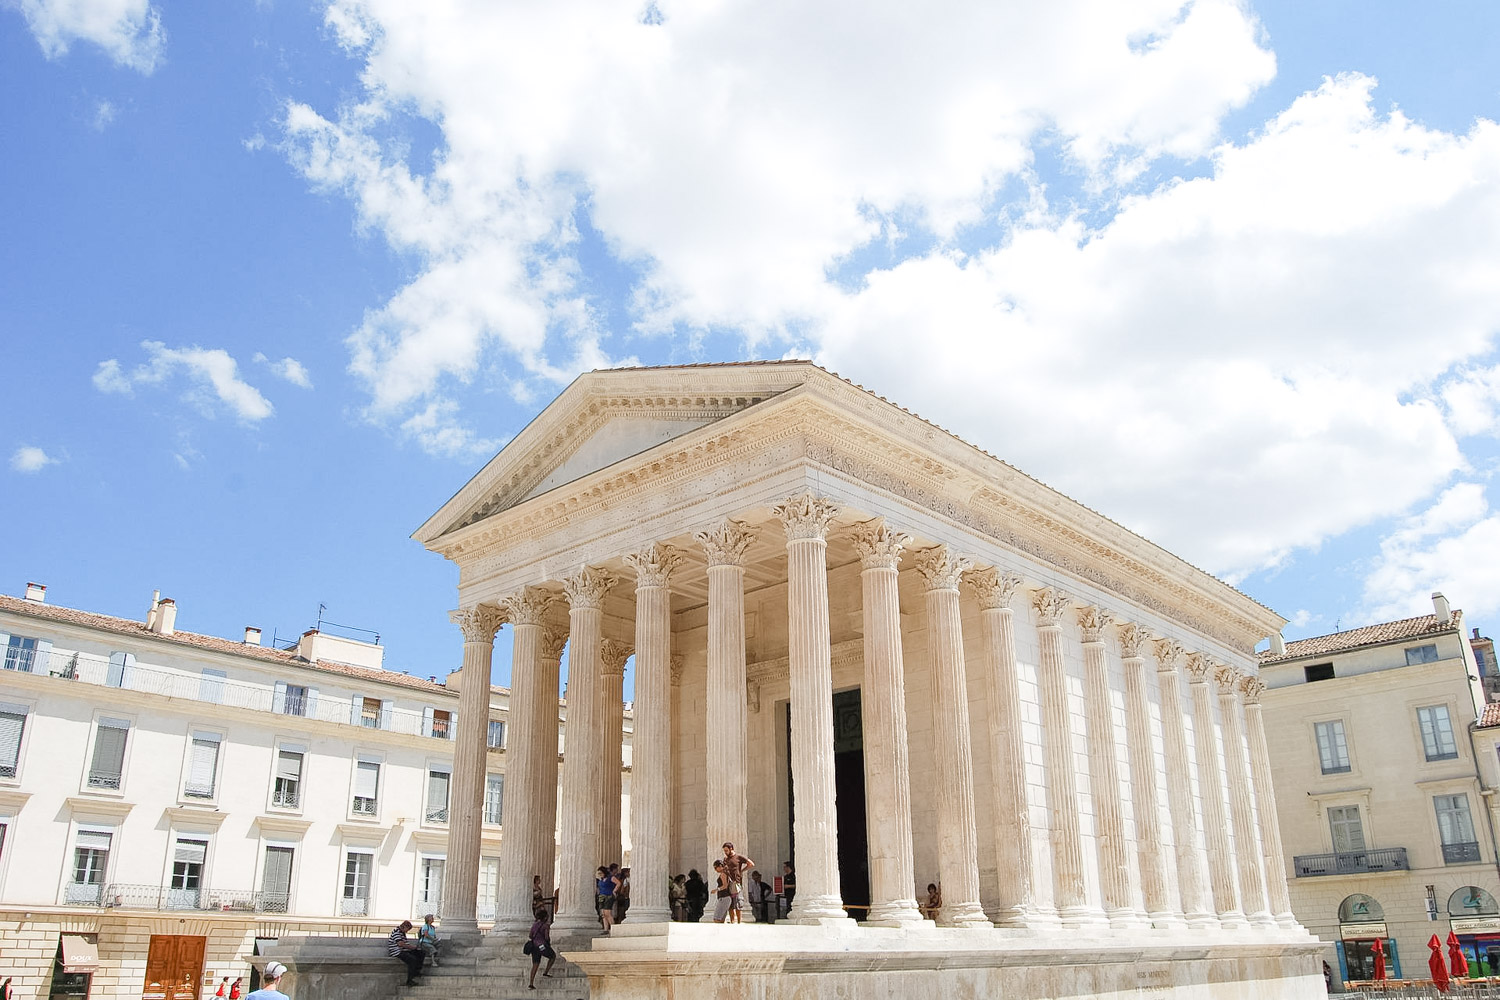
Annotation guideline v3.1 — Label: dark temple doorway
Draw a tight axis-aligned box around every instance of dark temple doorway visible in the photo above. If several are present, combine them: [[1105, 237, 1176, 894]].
[[831, 687, 869, 917]]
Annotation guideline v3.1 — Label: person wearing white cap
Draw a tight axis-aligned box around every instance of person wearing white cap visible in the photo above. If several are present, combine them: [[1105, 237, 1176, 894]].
[[246, 962, 290, 1000]]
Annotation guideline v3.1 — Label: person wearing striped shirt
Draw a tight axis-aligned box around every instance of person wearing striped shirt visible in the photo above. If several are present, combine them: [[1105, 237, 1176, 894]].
[[387, 920, 424, 986]]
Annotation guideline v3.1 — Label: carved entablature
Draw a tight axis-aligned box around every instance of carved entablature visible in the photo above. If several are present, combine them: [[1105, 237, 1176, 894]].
[[601, 639, 633, 677], [1076, 605, 1114, 643], [623, 542, 682, 588], [1183, 652, 1216, 683], [913, 544, 972, 591], [1240, 674, 1266, 704], [849, 519, 910, 570], [1153, 638, 1185, 672], [1031, 587, 1072, 628], [501, 587, 553, 627], [694, 519, 757, 567], [451, 605, 506, 643], [965, 567, 1023, 611], [561, 566, 615, 610], [1116, 622, 1150, 659], [773, 491, 839, 541]]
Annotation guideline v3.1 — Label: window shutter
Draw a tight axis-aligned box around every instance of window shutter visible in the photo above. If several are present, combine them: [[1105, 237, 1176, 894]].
[[422, 707, 434, 737], [263, 846, 294, 895], [186, 736, 219, 795], [305, 687, 319, 719], [199, 669, 226, 704], [354, 760, 380, 799], [449, 710, 458, 740], [350, 694, 364, 726], [34, 639, 53, 674], [0, 705, 26, 777], [76, 829, 112, 851], [174, 839, 208, 864], [107, 652, 127, 688], [90, 719, 129, 783], [273, 681, 287, 714], [380, 700, 393, 730], [427, 770, 450, 817], [276, 750, 303, 780], [0, 632, 9, 657]]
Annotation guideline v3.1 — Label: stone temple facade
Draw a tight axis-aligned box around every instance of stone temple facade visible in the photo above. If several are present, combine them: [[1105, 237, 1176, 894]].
[[410, 361, 1323, 999]]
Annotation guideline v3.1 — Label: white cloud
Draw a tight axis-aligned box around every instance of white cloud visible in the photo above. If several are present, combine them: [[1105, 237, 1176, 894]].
[[1360, 483, 1500, 622], [399, 400, 502, 459], [93, 341, 275, 422], [16, 0, 165, 73], [91, 99, 117, 131], [10, 446, 59, 473], [253, 352, 314, 389]]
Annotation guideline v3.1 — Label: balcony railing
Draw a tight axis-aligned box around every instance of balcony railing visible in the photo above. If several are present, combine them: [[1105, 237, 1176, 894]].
[[1444, 841, 1483, 864], [67, 883, 291, 912], [1293, 847, 1410, 877]]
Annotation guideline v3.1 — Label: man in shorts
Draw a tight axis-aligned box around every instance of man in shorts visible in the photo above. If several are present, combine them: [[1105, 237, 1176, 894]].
[[718, 842, 753, 922]]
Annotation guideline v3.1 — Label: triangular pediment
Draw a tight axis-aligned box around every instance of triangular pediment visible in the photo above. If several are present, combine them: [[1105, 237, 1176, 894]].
[[414, 362, 823, 544]]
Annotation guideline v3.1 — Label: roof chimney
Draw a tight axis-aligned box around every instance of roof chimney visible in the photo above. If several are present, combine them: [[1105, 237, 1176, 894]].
[[244, 626, 262, 646], [23, 582, 46, 603], [146, 589, 161, 630], [152, 598, 177, 636], [1269, 632, 1286, 656], [1433, 592, 1452, 624]]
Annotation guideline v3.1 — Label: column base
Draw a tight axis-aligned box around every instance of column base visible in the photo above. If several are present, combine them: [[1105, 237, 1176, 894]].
[[1247, 910, 1278, 929], [552, 913, 604, 936], [626, 907, 674, 925], [1276, 912, 1301, 930], [1216, 909, 1250, 930], [488, 914, 533, 936], [792, 895, 855, 926], [938, 902, 993, 929], [1145, 909, 1186, 930], [866, 899, 924, 927], [1057, 905, 1108, 929], [1184, 908, 1218, 930], [1105, 907, 1149, 931]]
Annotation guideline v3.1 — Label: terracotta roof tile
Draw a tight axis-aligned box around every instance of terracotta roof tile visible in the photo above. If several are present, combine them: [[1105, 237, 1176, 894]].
[[1259, 611, 1460, 664], [1479, 702, 1500, 729]]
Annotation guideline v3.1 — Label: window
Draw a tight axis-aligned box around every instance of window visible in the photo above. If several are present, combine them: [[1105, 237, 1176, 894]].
[[430, 709, 452, 740], [4, 635, 38, 673], [168, 838, 208, 909], [272, 749, 303, 808], [67, 829, 111, 903], [1418, 705, 1459, 761], [342, 851, 372, 915], [184, 733, 221, 799], [261, 846, 293, 913], [87, 718, 129, 790], [1406, 644, 1441, 665], [1328, 805, 1366, 853], [419, 857, 445, 911], [485, 774, 504, 825], [1437, 794, 1480, 863], [352, 760, 380, 816], [1315, 720, 1351, 774], [359, 698, 382, 729], [426, 767, 451, 824], [1304, 663, 1336, 682], [281, 684, 309, 717], [0, 703, 27, 778], [478, 857, 499, 921], [487, 720, 506, 750]]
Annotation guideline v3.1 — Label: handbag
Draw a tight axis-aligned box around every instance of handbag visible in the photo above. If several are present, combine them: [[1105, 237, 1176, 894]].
[[522, 940, 536, 956]]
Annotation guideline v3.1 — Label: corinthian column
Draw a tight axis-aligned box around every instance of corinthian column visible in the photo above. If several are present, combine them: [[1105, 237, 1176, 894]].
[[1078, 605, 1139, 928], [1186, 653, 1244, 928], [694, 519, 756, 889], [772, 491, 850, 924], [914, 545, 990, 928], [1153, 640, 1212, 926], [1033, 587, 1094, 926], [534, 628, 566, 891], [492, 589, 552, 934], [599, 638, 633, 867], [1118, 623, 1174, 927], [553, 566, 614, 934], [966, 567, 1034, 927], [1241, 675, 1296, 926], [850, 520, 922, 926], [622, 542, 680, 924], [443, 604, 505, 936], [1218, 666, 1270, 927]]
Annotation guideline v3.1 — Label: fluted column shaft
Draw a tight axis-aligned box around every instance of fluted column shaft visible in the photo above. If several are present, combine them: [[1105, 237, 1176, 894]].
[[1243, 679, 1295, 926], [533, 630, 565, 893], [1153, 642, 1212, 926], [1079, 607, 1136, 926], [444, 606, 504, 934], [1119, 625, 1173, 926], [968, 568, 1034, 927], [623, 544, 680, 923], [852, 522, 921, 926], [773, 492, 850, 923], [598, 642, 630, 867], [1187, 655, 1243, 926], [1218, 669, 1270, 926], [916, 547, 990, 928], [695, 520, 755, 886], [1033, 588, 1091, 924], [493, 593, 550, 933], [554, 567, 614, 934]]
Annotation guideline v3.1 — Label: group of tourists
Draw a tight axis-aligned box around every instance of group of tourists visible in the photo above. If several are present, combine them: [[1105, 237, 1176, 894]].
[[667, 845, 794, 923], [594, 862, 631, 932]]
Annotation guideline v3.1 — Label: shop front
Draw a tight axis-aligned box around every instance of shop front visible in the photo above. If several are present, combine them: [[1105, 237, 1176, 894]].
[[1449, 887, 1500, 979], [1335, 894, 1401, 982]]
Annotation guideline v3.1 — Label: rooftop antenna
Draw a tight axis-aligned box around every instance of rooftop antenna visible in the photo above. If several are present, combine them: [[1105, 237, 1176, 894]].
[[316, 602, 327, 630]]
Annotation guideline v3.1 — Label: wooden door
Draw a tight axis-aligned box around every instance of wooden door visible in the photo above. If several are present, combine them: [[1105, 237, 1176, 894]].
[[141, 935, 205, 1000]]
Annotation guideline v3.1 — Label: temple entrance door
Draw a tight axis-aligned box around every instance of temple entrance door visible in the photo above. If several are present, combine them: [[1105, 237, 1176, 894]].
[[831, 688, 869, 918]]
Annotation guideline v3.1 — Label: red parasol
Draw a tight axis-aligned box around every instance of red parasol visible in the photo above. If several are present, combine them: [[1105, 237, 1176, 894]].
[[1448, 931, 1471, 978], [1372, 937, 1387, 980], [1430, 934, 1452, 992]]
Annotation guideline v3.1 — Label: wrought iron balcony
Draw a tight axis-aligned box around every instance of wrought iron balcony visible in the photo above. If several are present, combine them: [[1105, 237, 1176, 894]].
[[1444, 841, 1482, 864], [1293, 847, 1410, 877], [66, 884, 290, 913]]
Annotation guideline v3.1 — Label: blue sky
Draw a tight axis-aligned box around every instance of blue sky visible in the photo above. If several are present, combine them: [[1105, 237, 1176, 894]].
[[4, 0, 1499, 690]]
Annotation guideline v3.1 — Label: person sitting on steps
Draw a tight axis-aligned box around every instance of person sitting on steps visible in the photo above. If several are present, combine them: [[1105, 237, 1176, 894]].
[[387, 919, 425, 986]]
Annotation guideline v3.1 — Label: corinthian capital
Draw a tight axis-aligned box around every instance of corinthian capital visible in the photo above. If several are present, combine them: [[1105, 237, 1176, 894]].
[[1116, 622, 1150, 659], [694, 519, 757, 567], [623, 542, 683, 588], [772, 491, 839, 541], [1240, 674, 1266, 704], [913, 545, 973, 591], [561, 566, 615, 609], [965, 567, 1024, 611], [601, 639, 633, 677], [848, 519, 911, 570], [1075, 605, 1114, 643], [1153, 638, 1184, 672], [500, 587, 553, 627], [1214, 663, 1242, 694], [541, 628, 568, 663], [451, 605, 506, 643], [669, 653, 685, 687], [1183, 651, 1216, 683], [1031, 586, 1071, 627]]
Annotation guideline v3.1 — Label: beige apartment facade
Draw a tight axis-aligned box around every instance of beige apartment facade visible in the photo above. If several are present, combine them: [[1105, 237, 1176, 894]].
[[378, 361, 1324, 1000], [1260, 593, 1495, 987]]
